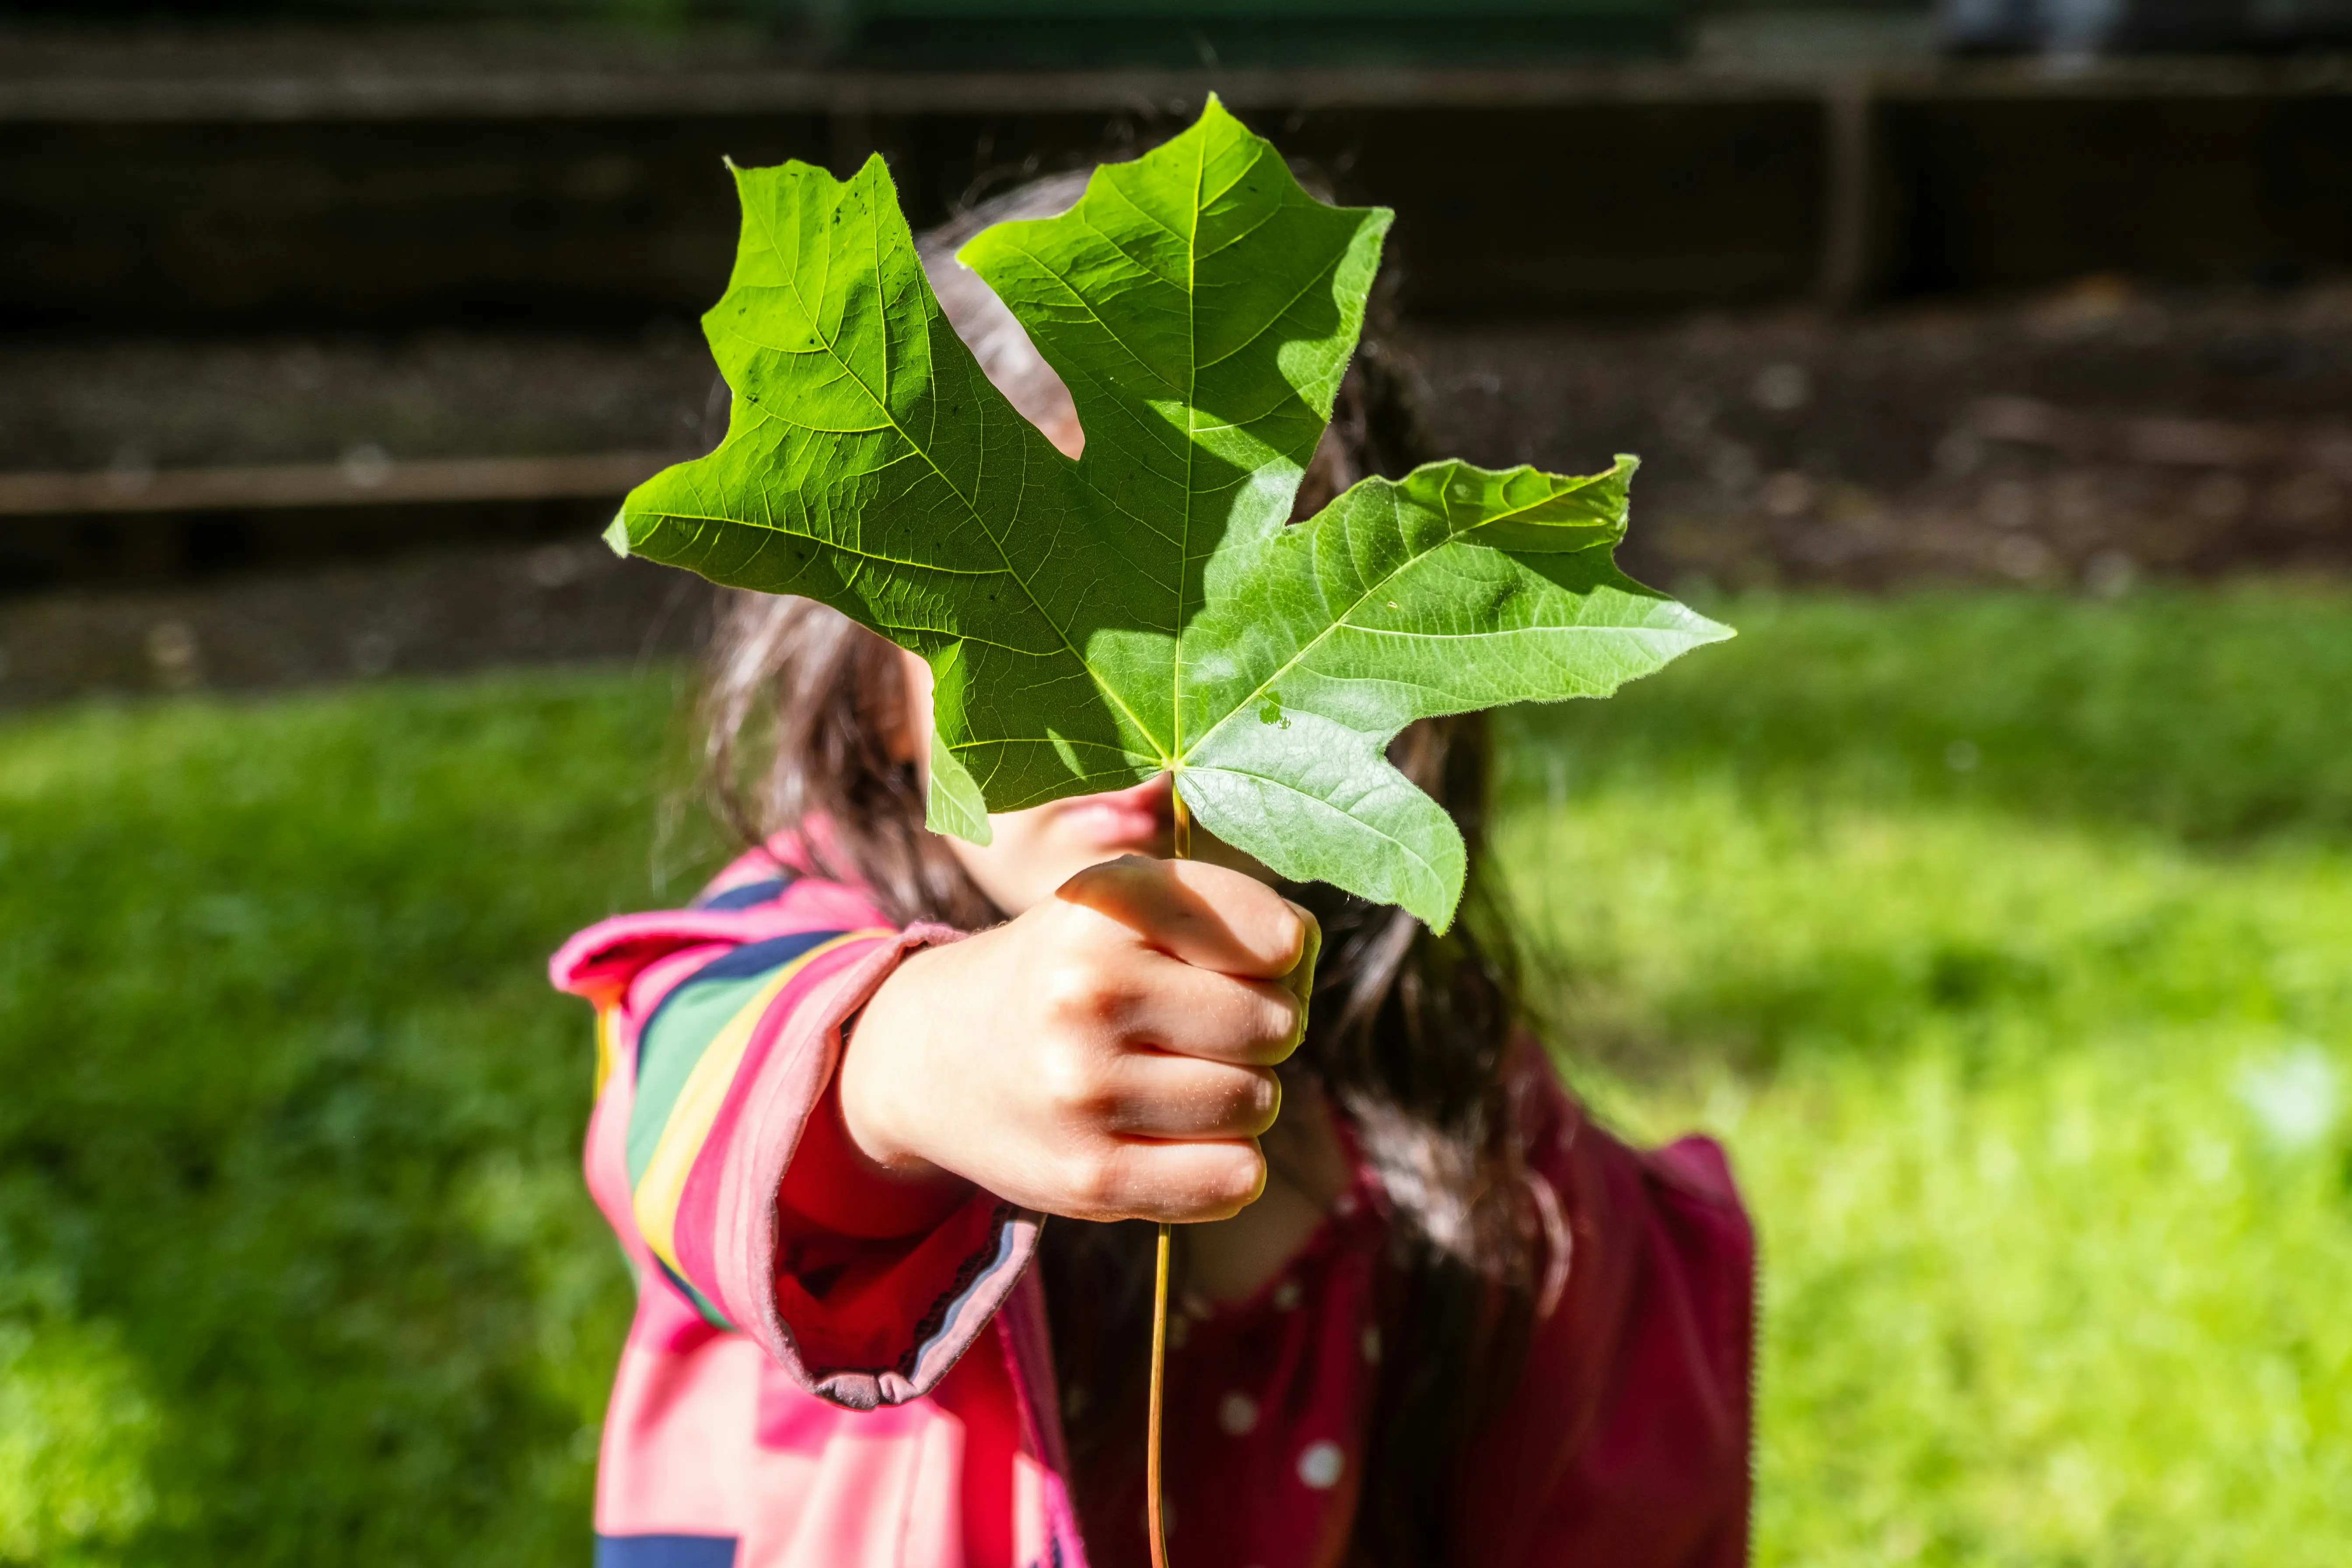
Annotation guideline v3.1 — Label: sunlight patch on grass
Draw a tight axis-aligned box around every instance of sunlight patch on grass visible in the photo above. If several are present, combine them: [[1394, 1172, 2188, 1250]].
[[0, 1312, 159, 1566]]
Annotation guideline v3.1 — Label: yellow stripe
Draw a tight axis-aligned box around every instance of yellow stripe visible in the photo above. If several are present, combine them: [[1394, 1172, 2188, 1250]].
[[632, 930, 887, 1276], [592, 1005, 619, 1099]]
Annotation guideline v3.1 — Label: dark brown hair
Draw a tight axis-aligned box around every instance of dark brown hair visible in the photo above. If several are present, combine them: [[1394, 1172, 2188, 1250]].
[[696, 173, 1540, 1567]]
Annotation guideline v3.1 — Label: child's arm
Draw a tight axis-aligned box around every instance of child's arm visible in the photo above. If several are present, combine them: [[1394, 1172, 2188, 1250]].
[[840, 854, 1316, 1226], [552, 855, 1311, 1410]]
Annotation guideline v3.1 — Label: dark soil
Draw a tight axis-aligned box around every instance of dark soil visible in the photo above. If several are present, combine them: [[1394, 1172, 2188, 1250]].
[[0, 543, 711, 710], [1407, 280, 2352, 592], [0, 326, 722, 475]]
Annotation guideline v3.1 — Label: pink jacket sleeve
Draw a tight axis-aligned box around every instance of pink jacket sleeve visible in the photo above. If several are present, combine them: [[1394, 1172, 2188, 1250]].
[[549, 872, 1045, 1412]]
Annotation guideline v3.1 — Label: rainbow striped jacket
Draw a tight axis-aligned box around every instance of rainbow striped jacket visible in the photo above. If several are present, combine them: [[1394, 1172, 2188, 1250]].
[[551, 841, 1755, 1568]]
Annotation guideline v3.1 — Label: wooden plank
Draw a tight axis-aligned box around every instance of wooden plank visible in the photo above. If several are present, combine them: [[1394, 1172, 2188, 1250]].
[[4, 54, 2347, 126], [1817, 77, 1875, 308], [0, 451, 674, 517]]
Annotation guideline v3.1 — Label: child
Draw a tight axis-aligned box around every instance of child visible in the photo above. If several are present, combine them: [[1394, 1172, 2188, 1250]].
[[553, 174, 1753, 1568]]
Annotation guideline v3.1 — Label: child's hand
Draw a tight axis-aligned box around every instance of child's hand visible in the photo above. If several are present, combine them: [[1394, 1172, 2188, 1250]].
[[837, 857, 1318, 1225]]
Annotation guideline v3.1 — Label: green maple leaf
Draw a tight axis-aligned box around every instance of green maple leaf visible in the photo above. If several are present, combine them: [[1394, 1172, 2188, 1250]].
[[608, 96, 1730, 930]]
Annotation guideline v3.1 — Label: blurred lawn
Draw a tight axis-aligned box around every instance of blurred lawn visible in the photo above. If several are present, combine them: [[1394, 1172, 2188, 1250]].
[[1497, 584, 2352, 1568], [0, 671, 707, 1564], [1, 584, 2348, 1565]]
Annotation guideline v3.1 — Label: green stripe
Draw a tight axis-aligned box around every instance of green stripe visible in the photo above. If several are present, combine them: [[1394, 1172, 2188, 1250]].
[[626, 972, 774, 1188]]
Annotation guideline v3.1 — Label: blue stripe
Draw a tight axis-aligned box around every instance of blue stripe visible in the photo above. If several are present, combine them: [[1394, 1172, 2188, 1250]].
[[635, 928, 850, 1054], [652, 1251, 734, 1333], [692, 929, 848, 983], [919, 1212, 1021, 1382], [694, 876, 793, 911], [595, 1534, 738, 1568]]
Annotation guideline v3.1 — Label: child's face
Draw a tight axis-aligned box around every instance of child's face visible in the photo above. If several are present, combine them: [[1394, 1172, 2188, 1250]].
[[892, 648, 1272, 916]]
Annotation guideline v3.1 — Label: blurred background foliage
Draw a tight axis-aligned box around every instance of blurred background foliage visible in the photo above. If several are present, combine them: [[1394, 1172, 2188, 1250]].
[[0, 588, 2345, 1564]]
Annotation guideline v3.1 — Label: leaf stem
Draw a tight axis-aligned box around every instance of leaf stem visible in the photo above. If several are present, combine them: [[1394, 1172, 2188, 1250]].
[[1149, 780, 1190, 1568], [1148, 1218, 1173, 1568]]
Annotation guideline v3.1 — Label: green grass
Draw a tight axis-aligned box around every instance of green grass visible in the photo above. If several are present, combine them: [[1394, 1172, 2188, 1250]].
[[2, 583, 2349, 1565], [0, 673, 721, 1565], [1496, 584, 2352, 1567]]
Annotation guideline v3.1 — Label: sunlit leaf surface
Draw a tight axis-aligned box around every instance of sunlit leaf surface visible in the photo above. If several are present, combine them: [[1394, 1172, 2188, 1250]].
[[612, 97, 1727, 927]]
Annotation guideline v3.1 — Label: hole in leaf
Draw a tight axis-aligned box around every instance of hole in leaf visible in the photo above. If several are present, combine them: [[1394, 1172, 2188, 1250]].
[[922, 178, 1090, 460], [929, 263, 1085, 459]]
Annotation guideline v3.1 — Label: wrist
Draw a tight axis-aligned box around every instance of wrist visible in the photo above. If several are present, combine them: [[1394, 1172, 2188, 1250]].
[[836, 942, 951, 1181]]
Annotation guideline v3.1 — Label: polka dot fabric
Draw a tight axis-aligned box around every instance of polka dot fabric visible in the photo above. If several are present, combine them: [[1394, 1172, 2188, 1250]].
[[1070, 1176, 1388, 1568]]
